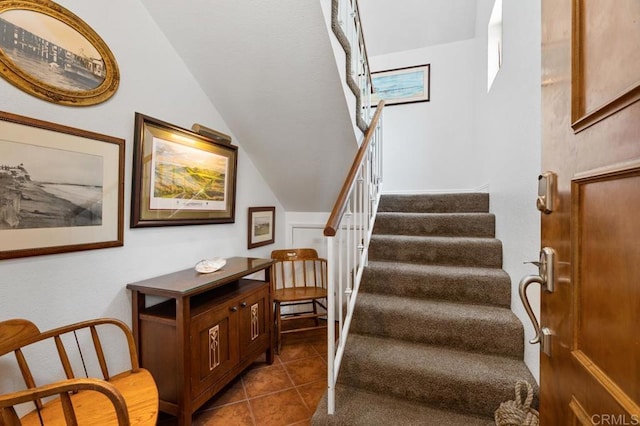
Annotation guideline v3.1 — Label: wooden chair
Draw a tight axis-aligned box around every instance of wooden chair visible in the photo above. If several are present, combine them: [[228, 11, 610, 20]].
[[0, 318, 158, 425], [271, 248, 328, 353]]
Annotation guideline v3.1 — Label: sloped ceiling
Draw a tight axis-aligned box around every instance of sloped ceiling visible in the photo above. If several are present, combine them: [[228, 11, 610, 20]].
[[139, 0, 479, 211], [139, 0, 358, 212], [358, 0, 478, 57]]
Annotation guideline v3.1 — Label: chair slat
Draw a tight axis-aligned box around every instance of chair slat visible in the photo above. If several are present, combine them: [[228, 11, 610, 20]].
[[90, 326, 110, 380], [54, 335, 75, 380], [14, 349, 42, 411], [0, 406, 22, 426], [60, 392, 78, 426]]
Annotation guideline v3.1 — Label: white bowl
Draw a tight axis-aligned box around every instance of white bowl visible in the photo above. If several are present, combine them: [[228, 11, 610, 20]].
[[195, 258, 226, 274]]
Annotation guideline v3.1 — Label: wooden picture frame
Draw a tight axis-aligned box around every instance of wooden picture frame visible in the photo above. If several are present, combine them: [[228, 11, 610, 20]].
[[247, 206, 275, 249], [0, 110, 124, 259], [131, 113, 238, 228], [0, 0, 119, 106], [371, 64, 430, 106]]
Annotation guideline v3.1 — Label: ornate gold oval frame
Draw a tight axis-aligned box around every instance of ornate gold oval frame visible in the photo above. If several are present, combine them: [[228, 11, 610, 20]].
[[0, 0, 119, 106]]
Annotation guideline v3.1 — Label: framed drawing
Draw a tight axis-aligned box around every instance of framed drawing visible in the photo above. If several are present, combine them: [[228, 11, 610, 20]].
[[131, 113, 238, 228], [0, 110, 124, 259], [371, 64, 430, 106], [247, 206, 275, 249], [0, 0, 119, 106]]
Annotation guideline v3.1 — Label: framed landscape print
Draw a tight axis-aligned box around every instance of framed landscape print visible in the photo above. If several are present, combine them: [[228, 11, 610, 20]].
[[0, 111, 124, 259], [371, 64, 430, 106], [247, 206, 275, 249], [0, 0, 119, 106], [131, 113, 238, 227]]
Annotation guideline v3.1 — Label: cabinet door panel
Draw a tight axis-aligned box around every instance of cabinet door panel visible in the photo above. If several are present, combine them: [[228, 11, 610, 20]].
[[239, 286, 270, 360], [191, 304, 238, 395]]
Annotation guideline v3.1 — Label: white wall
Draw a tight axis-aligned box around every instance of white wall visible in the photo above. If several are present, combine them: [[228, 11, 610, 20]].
[[474, 0, 542, 381], [0, 0, 284, 383], [369, 38, 483, 193]]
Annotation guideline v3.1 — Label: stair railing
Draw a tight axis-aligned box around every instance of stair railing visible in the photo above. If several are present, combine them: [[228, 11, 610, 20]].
[[324, 100, 384, 415], [332, 0, 374, 131]]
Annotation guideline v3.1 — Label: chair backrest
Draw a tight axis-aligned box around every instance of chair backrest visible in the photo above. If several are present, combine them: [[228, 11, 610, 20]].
[[271, 248, 327, 290], [0, 318, 157, 426], [0, 318, 139, 410]]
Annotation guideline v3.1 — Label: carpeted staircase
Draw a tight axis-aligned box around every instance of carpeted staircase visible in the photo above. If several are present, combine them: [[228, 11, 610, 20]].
[[312, 193, 538, 425]]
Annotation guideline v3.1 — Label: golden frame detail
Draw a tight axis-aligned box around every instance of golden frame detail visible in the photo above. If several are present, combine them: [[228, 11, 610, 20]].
[[0, 0, 119, 106]]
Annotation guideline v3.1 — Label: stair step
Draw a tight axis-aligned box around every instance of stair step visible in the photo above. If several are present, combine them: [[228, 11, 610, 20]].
[[378, 193, 489, 213], [361, 261, 511, 308], [374, 212, 495, 237], [351, 293, 523, 358], [311, 385, 495, 426], [337, 334, 538, 418], [369, 235, 502, 268]]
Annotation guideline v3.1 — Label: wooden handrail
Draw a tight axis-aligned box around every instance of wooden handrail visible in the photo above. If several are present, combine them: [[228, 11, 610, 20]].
[[324, 100, 385, 237]]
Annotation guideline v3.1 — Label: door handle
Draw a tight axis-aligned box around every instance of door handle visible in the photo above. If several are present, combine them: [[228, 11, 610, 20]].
[[519, 247, 556, 356]]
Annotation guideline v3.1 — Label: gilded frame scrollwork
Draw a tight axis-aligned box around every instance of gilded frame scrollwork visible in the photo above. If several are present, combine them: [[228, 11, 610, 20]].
[[0, 0, 119, 106]]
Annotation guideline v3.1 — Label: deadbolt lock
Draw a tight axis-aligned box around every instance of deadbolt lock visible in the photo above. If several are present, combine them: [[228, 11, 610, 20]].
[[537, 171, 557, 214]]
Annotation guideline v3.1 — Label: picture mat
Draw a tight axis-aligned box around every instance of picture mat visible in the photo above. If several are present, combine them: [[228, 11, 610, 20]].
[[0, 119, 120, 251]]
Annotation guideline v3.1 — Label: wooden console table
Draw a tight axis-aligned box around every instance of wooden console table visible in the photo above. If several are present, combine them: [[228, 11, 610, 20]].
[[127, 257, 274, 426]]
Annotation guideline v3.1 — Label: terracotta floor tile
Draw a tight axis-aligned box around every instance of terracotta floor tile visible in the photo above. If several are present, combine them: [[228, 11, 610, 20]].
[[243, 364, 294, 398], [296, 379, 328, 412], [248, 351, 281, 370], [283, 356, 327, 386], [250, 388, 310, 426], [198, 376, 246, 410], [193, 401, 254, 426], [278, 341, 318, 363]]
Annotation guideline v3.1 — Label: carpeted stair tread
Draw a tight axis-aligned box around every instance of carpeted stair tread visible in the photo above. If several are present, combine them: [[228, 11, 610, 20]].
[[351, 293, 523, 358], [361, 261, 511, 307], [378, 193, 489, 213], [337, 334, 539, 418], [369, 234, 503, 268], [374, 212, 496, 237], [311, 384, 494, 426]]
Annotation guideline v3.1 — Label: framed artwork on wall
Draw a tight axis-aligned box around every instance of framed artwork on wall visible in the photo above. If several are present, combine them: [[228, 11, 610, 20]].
[[0, 0, 119, 106], [131, 113, 238, 228], [0, 110, 124, 259], [247, 206, 275, 249], [370, 64, 430, 106]]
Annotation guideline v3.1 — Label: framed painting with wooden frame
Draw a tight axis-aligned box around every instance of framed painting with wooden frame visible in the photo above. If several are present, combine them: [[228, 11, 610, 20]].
[[131, 113, 238, 228], [247, 206, 275, 249], [0, 0, 119, 106], [370, 64, 430, 106], [0, 111, 124, 259]]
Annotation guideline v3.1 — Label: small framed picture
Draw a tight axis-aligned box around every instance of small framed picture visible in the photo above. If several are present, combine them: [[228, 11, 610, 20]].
[[247, 206, 275, 249], [371, 64, 430, 106]]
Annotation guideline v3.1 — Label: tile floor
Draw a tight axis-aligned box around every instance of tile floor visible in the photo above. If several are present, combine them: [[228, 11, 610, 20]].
[[157, 323, 328, 426]]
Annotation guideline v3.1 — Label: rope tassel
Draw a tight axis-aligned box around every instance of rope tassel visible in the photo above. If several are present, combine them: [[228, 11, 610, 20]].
[[494, 380, 540, 426]]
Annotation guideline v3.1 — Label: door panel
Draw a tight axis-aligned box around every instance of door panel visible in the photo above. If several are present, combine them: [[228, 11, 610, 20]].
[[574, 171, 640, 405], [577, 0, 640, 111], [541, 0, 640, 424]]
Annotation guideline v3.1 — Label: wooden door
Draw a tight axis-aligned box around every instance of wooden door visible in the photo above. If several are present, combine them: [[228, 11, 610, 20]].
[[540, 0, 640, 424]]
